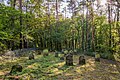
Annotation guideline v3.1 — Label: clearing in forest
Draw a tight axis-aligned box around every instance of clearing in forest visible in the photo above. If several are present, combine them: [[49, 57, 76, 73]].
[[0, 53, 120, 80]]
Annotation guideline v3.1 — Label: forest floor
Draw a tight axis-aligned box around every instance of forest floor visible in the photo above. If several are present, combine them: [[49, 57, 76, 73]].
[[0, 52, 120, 80]]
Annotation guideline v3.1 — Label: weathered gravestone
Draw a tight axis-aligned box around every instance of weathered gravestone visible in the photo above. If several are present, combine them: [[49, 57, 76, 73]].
[[10, 64, 22, 74], [95, 53, 100, 62], [3, 64, 22, 80], [29, 53, 34, 60], [66, 53, 73, 66], [79, 55, 86, 65], [36, 50, 41, 55], [43, 49, 49, 56]]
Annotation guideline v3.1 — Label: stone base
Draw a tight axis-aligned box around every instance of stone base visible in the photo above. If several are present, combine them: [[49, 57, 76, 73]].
[[66, 60, 73, 66]]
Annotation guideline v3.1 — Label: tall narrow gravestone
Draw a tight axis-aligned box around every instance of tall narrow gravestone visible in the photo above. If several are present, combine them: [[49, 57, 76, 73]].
[[66, 53, 73, 66], [79, 56, 86, 65]]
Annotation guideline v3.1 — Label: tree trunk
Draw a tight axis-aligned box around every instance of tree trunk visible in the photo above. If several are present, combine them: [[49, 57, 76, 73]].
[[40, 37, 43, 49], [78, 30, 80, 50], [116, 3, 120, 43], [23, 36, 27, 48], [85, 7, 88, 51], [19, 0, 23, 49], [20, 33, 22, 49], [10, 0, 16, 50], [23, 0, 29, 48], [75, 39, 77, 49], [82, 20, 85, 52], [108, 3, 112, 48], [65, 40, 67, 49], [90, 2, 95, 52]]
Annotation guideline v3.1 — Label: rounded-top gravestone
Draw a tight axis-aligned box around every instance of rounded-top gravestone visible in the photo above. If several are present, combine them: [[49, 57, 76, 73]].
[[66, 53, 73, 66], [79, 55, 86, 65]]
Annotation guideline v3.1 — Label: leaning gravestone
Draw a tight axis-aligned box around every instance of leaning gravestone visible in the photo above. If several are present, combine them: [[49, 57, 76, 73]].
[[95, 53, 100, 62], [66, 53, 73, 66], [79, 55, 86, 65]]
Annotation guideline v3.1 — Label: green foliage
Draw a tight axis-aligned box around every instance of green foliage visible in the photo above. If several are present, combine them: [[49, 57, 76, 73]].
[[0, 53, 120, 79], [95, 53, 100, 58], [43, 49, 49, 53], [69, 50, 73, 53], [74, 49, 77, 53], [0, 42, 6, 51], [64, 50, 68, 54], [114, 53, 120, 62], [84, 52, 94, 57], [0, 0, 119, 61], [100, 52, 114, 60]]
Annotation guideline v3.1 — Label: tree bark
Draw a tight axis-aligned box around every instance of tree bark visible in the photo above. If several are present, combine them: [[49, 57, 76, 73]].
[[108, 2, 112, 48], [10, 0, 16, 50], [19, 0, 23, 49]]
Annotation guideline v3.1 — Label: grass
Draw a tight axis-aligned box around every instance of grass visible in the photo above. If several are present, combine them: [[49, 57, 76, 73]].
[[0, 52, 120, 80]]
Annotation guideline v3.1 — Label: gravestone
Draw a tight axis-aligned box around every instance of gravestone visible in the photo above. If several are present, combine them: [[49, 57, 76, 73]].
[[29, 53, 34, 60], [66, 53, 73, 66], [10, 64, 22, 74], [95, 53, 100, 62], [79, 56, 86, 65], [37, 50, 41, 55], [43, 49, 49, 56]]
